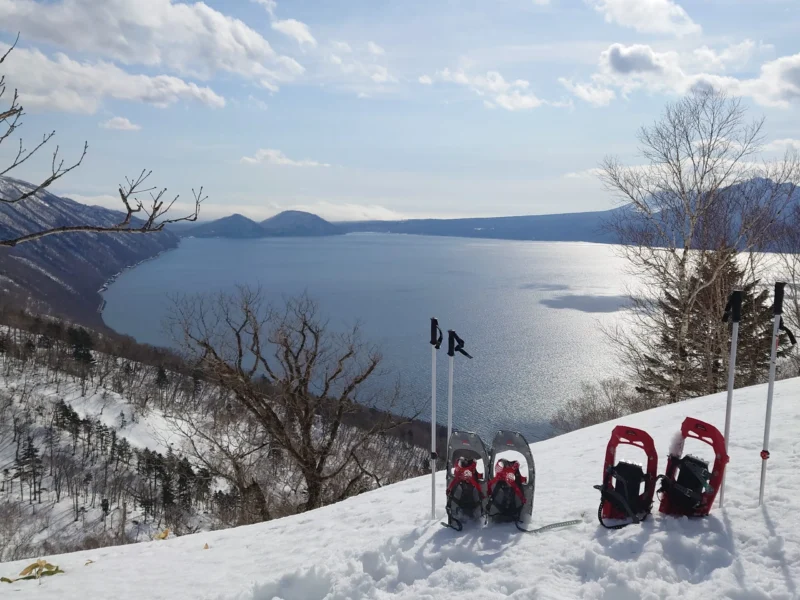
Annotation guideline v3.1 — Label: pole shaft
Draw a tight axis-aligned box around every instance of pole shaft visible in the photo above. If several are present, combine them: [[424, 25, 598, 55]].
[[431, 345, 437, 519], [719, 321, 739, 508], [759, 314, 782, 505], [447, 356, 454, 442]]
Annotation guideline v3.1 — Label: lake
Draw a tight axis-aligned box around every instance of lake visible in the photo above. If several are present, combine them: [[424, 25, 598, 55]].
[[102, 234, 633, 443]]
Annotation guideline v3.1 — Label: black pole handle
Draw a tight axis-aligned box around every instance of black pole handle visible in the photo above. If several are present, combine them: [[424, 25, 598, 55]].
[[447, 330, 473, 359], [774, 282, 786, 316], [430, 318, 443, 349], [723, 290, 742, 324]]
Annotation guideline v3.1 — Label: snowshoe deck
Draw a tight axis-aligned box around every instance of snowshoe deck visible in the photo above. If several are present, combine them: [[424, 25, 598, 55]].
[[594, 425, 658, 529], [486, 430, 536, 526], [444, 430, 490, 530], [658, 417, 729, 517]]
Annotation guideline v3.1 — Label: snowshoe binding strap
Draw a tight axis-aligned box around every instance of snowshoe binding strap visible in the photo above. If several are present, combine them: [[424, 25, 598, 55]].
[[444, 506, 464, 531], [486, 466, 526, 528], [657, 455, 711, 513], [594, 462, 650, 529]]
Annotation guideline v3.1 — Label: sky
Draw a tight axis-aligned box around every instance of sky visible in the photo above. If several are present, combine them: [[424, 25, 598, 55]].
[[0, 0, 799, 222]]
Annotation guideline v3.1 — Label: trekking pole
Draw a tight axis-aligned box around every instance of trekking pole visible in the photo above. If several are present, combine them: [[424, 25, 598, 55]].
[[719, 290, 742, 508], [430, 318, 442, 519], [446, 330, 473, 443], [447, 331, 455, 443], [759, 283, 786, 506]]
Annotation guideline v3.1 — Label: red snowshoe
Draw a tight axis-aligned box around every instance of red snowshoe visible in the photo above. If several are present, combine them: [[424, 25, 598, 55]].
[[593, 425, 658, 529], [485, 430, 535, 531], [443, 430, 489, 531], [657, 417, 729, 518]]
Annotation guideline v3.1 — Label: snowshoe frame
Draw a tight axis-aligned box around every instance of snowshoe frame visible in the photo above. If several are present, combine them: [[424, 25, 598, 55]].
[[486, 430, 536, 529], [593, 425, 658, 529], [658, 417, 729, 517], [443, 430, 490, 530]]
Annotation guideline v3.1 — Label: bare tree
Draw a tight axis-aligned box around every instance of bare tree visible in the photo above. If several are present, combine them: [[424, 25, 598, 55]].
[[168, 286, 418, 511], [160, 388, 277, 524], [774, 204, 800, 375], [600, 88, 800, 403], [0, 36, 205, 247]]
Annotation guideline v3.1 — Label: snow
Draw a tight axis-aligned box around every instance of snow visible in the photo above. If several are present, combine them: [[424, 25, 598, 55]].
[[2, 377, 800, 599], [10, 257, 77, 294]]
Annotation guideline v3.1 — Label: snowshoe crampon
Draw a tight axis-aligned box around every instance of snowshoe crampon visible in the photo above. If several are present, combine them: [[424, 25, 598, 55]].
[[443, 430, 489, 531], [593, 425, 658, 529], [657, 417, 729, 518], [485, 430, 535, 531]]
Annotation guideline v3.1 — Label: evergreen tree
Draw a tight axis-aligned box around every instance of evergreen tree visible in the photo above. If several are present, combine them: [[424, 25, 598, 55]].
[[636, 288, 687, 404], [636, 250, 790, 403], [156, 366, 168, 390], [16, 436, 43, 504]]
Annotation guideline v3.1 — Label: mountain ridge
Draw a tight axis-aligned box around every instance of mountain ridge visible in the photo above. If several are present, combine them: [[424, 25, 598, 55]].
[[0, 176, 180, 330], [180, 210, 342, 239]]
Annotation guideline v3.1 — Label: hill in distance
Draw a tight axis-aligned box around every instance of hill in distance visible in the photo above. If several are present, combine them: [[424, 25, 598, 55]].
[[181, 210, 342, 239], [184, 213, 266, 239], [260, 210, 341, 237], [338, 208, 625, 243]]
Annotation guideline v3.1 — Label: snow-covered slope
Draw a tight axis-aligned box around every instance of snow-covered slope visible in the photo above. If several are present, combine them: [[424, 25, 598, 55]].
[[0, 176, 179, 328], [3, 378, 799, 599]]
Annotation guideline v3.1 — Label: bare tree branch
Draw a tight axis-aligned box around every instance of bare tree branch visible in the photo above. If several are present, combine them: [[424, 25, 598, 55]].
[[599, 87, 800, 404], [0, 36, 205, 247], [166, 286, 421, 511]]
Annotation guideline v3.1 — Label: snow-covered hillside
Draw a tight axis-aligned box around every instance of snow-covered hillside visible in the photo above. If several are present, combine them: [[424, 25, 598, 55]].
[[2, 377, 799, 599], [0, 175, 179, 328]]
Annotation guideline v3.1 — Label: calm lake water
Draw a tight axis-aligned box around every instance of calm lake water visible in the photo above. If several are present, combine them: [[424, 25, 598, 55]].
[[102, 234, 633, 442]]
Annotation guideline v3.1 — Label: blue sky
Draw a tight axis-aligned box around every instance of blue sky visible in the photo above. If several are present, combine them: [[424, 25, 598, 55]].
[[0, 0, 799, 221]]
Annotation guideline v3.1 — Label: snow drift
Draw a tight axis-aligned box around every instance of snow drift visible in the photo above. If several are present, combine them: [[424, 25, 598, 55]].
[[2, 377, 800, 599]]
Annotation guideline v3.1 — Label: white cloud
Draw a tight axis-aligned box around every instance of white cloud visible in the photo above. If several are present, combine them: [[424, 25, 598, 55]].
[[251, 0, 277, 17], [1, 45, 225, 113], [689, 40, 774, 73], [271, 19, 317, 47], [100, 116, 141, 131], [0, 0, 304, 91], [283, 201, 404, 222], [332, 41, 353, 53], [495, 91, 543, 110], [419, 75, 433, 85], [763, 139, 800, 153], [587, 0, 701, 36], [248, 95, 269, 111], [558, 78, 616, 106], [367, 42, 386, 56], [563, 168, 605, 179], [562, 43, 800, 109], [532, 0, 551, 4], [66, 192, 281, 222], [240, 149, 331, 167], [326, 53, 398, 89], [370, 66, 396, 83], [436, 68, 546, 111], [67, 191, 405, 222], [744, 53, 800, 108]]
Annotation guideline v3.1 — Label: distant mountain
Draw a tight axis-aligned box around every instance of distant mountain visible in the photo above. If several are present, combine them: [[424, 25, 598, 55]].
[[338, 208, 625, 243], [179, 210, 342, 239], [185, 214, 265, 239], [0, 176, 179, 330], [260, 210, 341, 237]]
